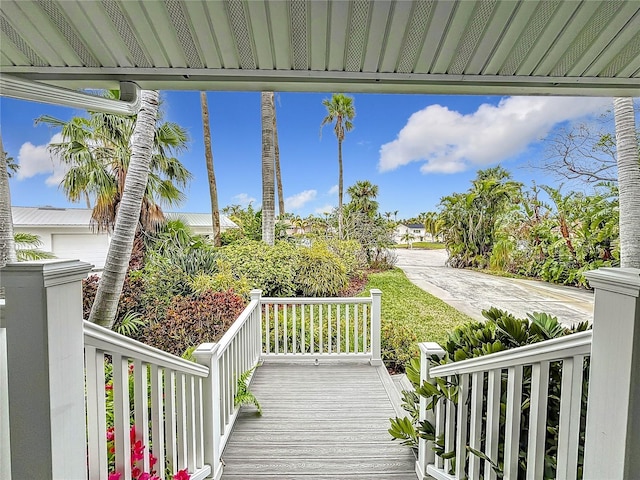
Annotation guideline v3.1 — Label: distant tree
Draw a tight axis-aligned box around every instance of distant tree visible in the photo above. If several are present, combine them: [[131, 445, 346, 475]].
[[3, 151, 18, 178], [200, 91, 221, 246], [261, 92, 276, 245], [321, 93, 355, 239], [346, 180, 379, 218]]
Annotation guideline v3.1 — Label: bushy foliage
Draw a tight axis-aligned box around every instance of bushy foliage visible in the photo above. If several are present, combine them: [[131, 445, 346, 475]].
[[188, 260, 250, 298], [294, 243, 347, 296], [143, 289, 246, 356], [317, 238, 367, 277], [218, 239, 299, 297], [390, 308, 590, 478], [82, 274, 145, 331]]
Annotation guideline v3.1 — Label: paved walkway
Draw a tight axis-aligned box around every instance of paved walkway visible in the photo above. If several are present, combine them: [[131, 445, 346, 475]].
[[394, 249, 594, 327]]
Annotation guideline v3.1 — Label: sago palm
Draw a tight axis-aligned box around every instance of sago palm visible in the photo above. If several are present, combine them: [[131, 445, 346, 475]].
[[321, 93, 355, 239], [36, 91, 191, 233]]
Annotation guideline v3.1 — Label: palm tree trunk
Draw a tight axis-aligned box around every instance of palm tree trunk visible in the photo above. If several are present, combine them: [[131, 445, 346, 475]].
[[261, 92, 275, 246], [338, 138, 343, 239], [200, 92, 221, 247], [89, 90, 159, 328], [614, 97, 640, 268], [273, 94, 285, 218], [0, 133, 17, 267]]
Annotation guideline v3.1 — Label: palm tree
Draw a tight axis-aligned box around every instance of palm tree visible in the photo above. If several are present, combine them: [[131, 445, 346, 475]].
[[0, 133, 17, 266], [321, 93, 355, 238], [261, 92, 276, 246], [37, 92, 190, 233], [3, 151, 18, 178], [200, 91, 221, 246], [14, 233, 55, 261], [614, 97, 640, 268], [393, 210, 399, 222], [346, 180, 379, 218], [89, 90, 161, 328], [273, 94, 285, 218]]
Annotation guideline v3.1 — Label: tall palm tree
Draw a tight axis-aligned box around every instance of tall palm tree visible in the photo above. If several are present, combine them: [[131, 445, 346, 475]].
[[261, 92, 276, 246], [321, 93, 355, 238], [0, 133, 17, 266], [200, 91, 221, 246], [37, 92, 190, 233], [273, 94, 285, 218], [3, 151, 18, 178], [614, 97, 640, 268], [89, 90, 160, 328]]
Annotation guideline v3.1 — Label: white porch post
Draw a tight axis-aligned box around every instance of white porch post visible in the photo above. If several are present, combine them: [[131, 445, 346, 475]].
[[416, 342, 445, 479], [583, 267, 640, 479], [2, 259, 92, 480], [250, 289, 263, 360], [370, 289, 382, 366], [193, 342, 222, 480]]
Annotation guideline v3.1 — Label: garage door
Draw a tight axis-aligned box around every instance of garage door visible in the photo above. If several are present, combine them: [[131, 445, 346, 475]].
[[52, 234, 109, 270]]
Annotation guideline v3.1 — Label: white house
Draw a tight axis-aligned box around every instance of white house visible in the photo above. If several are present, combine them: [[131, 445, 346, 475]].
[[393, 223, 428, 244], [12, 206, 238, 271]]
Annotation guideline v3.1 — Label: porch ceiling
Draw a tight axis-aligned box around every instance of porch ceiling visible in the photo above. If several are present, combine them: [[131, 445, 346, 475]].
[[0, 0, 639, 97]]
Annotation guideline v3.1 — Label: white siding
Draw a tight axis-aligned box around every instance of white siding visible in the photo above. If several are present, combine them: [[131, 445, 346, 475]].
[[51, 233, 110, 270]]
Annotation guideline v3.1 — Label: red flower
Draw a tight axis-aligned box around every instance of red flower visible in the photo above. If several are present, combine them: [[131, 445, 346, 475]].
[[108, 473, 121, 480], [132, 467, 142, 478], [149, 453, 158, 469], [129, 425, 137, 443], [173, 469, 191, 480], [106, 427, 115, 442], [105, 384, 113, 391]]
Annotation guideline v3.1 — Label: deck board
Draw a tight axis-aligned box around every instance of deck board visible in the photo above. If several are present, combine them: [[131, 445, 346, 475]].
[[221, 362, 417, 479]]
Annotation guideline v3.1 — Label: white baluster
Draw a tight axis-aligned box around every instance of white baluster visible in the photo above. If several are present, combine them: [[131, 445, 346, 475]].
[[527, 361, 550, 479]]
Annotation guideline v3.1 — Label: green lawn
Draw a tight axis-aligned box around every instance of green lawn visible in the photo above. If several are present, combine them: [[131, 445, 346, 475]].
[[360, 268, 472, 371], [393, 242, 446, 250]]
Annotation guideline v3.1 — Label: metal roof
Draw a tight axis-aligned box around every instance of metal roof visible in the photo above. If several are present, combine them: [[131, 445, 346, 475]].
[[12, 206, 237, 229], [1, 0, 639, 97]]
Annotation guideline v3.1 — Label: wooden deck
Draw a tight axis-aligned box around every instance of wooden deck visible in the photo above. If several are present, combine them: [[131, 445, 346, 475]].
[[221, 362, 417, 479]]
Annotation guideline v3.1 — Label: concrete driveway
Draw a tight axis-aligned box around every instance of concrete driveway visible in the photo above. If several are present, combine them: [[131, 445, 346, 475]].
[[394, 249, 594, 328]]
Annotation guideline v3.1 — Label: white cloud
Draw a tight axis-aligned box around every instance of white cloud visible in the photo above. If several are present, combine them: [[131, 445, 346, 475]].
[[16, 133, 68, 186], [328, 185, 338, 195], [378, 96, 612, 174], [232, 193, 256, 206], [315, 204, 335, 215], [285, 190, 317, 211]]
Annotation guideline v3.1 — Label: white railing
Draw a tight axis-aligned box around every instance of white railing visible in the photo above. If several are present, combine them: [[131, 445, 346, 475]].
[[194, 289, 262, 470], [260, 289, 382, 365], [417, 331, 592, 480], [84, 321, 212, 480]]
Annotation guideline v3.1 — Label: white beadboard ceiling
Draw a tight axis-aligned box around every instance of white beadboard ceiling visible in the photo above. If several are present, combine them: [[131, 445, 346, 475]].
[[1, 0, 639, 96]]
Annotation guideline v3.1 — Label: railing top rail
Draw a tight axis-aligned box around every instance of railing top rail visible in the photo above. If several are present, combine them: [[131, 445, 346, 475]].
[[84, 321, 209, 376], [261, 296, 372, 305], [430, 330, 592, 377], [215, 298, 260, 354]]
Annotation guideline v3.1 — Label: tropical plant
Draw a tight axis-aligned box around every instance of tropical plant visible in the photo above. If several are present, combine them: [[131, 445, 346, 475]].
[[200, 91, 221, 246], [14, 232, 55, 261], [37, 91, 191, 233], [345, 180, 379, 218], [0, 134, 17, 266], [320, 93, 355, 239], [87, 90, 162, 328], [234, 367, 262, 415], [614, 97, 640, 268], [294, 243, 347, 297], [273, 93, 285, 218], [3, 150, 19, 178], [261, 91, 276, 245]]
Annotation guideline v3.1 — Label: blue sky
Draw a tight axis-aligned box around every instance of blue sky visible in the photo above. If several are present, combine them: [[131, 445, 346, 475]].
[[0, 91, 625, 220]]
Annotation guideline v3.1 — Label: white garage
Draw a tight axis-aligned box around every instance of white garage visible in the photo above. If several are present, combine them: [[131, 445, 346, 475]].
[[51, 233, 110, 270]]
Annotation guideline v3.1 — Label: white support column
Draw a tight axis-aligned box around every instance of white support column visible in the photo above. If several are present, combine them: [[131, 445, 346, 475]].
[[193, 342, 222, 480], [2, 259, 92, 480], [370, 289, 382, 366], [250, 289, 262, 360], [583, 267, 640, 479], [416, 342, 445, 479]]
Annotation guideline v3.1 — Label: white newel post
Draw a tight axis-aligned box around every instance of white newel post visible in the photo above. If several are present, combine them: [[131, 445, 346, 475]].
[[370, 289, 382, 366], [2, 260, 92, 480], [250, 289, 262, 359], [416, 342, 445, 479], [193, 342, 222, 480], [583, 267, 640, 479]]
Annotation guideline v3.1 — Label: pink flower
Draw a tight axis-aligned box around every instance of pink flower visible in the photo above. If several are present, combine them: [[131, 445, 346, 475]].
[[108, 473, 121, 480], [149, 453, 158, 469], [132, 467, 142, 478], [138, 473, 151, 480], [173, 469, 191, 480], [106, 427, 115, 441], [129, 425, 137, 443]]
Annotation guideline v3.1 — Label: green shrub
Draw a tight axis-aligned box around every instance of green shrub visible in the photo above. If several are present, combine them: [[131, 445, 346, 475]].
[[318, 238, 366, 277], [142, 289, 247, 356], [188, 260, 251, 298], [295, 244, 347, 296], [218, 240, 299, 297]]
